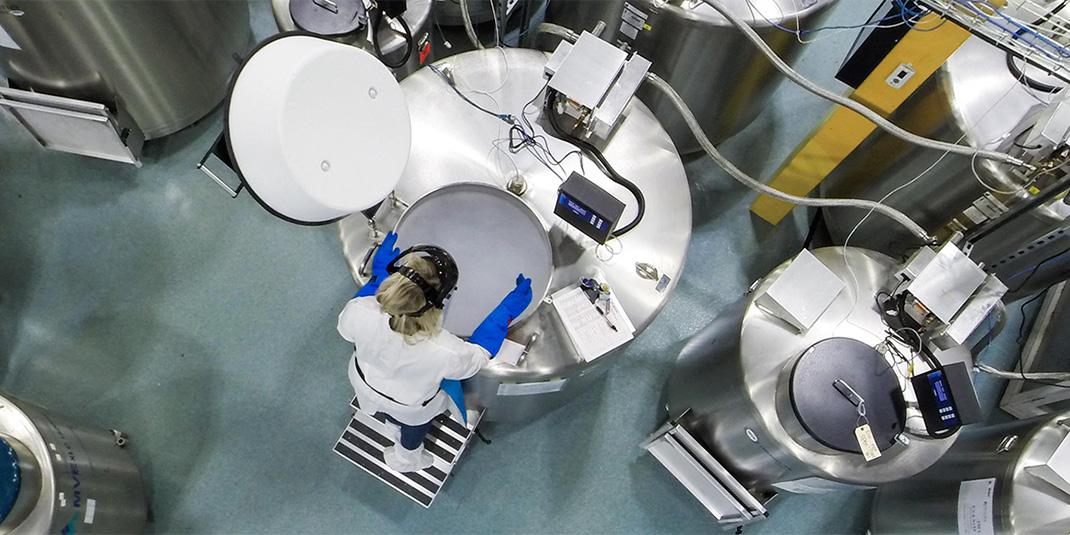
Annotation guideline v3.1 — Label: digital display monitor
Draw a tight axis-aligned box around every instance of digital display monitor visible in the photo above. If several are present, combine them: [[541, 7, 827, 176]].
[[912, 367, 965, 437], [558, 193, 608, 232]]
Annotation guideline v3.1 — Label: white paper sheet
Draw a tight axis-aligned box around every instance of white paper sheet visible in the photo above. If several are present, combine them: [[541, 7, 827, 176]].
[[551, 285, 634, 362], [958, 478, 996, 535], [495, 339, 525, 367]]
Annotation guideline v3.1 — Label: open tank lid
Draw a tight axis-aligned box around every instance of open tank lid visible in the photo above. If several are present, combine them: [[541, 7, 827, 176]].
[[226, 33, 411, 225]]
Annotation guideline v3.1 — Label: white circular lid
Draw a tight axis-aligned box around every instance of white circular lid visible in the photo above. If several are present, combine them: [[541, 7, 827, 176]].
[[227, 34, 411, 224]]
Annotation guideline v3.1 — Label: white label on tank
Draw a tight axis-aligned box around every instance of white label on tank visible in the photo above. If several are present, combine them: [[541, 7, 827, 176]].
[[0, 24, 20, 50], [620, 2, 647, 40], [497, 379, 566, 396], [84, 498, 97, 524], [772, 476, 872, 494], [958, 478, 996, 535], [58, 492, 66, 507]]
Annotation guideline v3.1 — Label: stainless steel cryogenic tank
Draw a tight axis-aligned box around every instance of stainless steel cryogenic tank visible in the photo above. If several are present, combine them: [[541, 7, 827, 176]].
[[545, 0, 836, 153], [434, 0, 495, 26], [272, 0, 435, 78], [820, 38, 1069, 299], [666, 247, 965, 492], [0, 394, 147, 533], [339, 48, 692, 422], [0, 0, 252, 139], [871, 412, 1070, 534]]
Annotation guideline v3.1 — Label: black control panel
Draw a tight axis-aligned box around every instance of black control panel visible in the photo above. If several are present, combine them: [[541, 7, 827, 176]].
[[911, 361, 982, 438], [554, 172, 625, 244]]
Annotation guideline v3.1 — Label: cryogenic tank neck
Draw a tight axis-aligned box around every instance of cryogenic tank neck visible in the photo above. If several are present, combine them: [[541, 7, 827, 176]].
[[0, 434, 39, 529], [786, 338, 906, 454]]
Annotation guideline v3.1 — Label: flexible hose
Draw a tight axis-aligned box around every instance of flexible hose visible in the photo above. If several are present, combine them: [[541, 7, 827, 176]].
[[536, 22, 579, 43], [977, 363, 1070, 380], [645, 72, 933, 241], [459, 0, 484, 50], [700, 0, 1028, 169]]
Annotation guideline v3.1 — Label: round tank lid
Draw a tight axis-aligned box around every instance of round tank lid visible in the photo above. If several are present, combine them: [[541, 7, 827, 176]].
[[226, 34, 411, 225], [289, 0, 367, 36], [392, 183, 553, 336], [0, 437, 22, 523], [789, 338, 905, 454]]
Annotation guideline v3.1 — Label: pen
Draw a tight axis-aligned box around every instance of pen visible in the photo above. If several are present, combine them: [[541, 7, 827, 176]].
[[595, 304, 618, 332]]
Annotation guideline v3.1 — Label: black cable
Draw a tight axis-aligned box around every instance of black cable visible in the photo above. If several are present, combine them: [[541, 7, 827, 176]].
[[427, 64, 507, 121], [1012, 289, 1070, 388], [802, 210, 825, 250], [1009, 244, 1070, 294], [1006, 52, 1064, 93], [1004, 0, 1068, 93], [542, 88, 646, 236], [372, 12, 414, 69]]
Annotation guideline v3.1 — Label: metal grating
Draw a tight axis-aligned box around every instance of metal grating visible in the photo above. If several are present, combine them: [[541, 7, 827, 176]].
[[918, 0, 1070, 81]]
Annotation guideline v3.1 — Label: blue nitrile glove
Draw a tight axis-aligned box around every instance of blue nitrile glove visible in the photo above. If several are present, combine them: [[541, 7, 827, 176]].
[[355, 231, 401, 298], [468, 274, 533, 357]]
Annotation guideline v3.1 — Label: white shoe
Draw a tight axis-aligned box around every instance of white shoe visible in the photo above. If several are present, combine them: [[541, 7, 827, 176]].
[[383, 444, 434, 472]]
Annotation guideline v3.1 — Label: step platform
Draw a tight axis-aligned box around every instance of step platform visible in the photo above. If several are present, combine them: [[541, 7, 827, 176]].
[[333, 397, 482, 507]]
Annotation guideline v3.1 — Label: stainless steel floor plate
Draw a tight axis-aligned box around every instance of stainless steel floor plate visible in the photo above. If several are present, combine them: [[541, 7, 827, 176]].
[[333, 398, 480, 507]]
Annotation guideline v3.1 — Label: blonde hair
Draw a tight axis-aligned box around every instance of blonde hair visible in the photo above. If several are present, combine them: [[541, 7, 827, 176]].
[[376, 255, 444, 343]]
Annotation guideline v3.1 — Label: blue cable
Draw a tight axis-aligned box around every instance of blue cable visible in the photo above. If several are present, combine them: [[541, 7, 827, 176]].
[[952, 0, 1070, 59]]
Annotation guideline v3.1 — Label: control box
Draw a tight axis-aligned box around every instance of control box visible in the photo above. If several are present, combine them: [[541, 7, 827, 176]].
[[911, 361, 983, 437], [554, 172, 625, 244]]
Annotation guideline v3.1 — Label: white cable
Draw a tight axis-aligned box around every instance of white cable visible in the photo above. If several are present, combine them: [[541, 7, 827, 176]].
[[488, 0, 500, 47], [460, 0, 484, 49], [644, 71, 933, 241], [701, 0, 1029, 169], [840, 62, 1035, 306]]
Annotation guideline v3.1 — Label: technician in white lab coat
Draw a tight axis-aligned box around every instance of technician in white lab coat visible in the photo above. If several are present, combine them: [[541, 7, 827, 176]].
[[338, 232, 532, 472]]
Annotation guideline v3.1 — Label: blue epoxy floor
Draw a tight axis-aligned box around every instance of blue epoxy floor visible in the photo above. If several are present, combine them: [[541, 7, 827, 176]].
[[0, 1, 1037, 533]]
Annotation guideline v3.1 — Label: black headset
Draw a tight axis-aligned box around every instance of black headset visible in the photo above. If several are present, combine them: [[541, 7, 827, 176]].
[[385, 245, 459, 316]]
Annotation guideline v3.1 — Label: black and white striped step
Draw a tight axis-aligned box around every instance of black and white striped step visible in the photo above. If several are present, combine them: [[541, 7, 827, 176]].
[[333, 397, 480, 507]]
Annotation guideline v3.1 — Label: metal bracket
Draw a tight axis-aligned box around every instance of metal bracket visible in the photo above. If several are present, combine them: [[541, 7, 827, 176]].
[[196, 132, 244, 198]]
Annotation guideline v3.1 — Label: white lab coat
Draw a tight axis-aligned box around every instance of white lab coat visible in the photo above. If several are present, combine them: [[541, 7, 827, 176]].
[[337, 296, 490, 426]]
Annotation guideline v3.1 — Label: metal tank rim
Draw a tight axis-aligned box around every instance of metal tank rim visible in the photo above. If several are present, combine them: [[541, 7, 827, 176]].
[[338, 47, 691, 388], [671, 247, 961, 488], [391, 181, 555, 333], [0, 395, 58, 533]]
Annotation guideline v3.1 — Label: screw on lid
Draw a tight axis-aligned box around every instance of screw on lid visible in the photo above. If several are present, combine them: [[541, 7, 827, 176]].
[[789, 338, 906, 454], [289, 0, 367, 36]]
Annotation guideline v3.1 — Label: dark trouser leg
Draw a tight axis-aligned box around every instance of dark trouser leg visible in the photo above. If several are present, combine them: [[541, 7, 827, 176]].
[[374, 412, 434, 451], [399, 420, 433, 451]]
